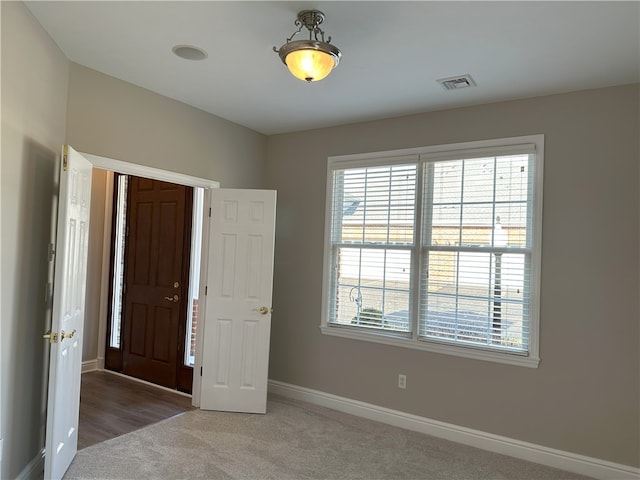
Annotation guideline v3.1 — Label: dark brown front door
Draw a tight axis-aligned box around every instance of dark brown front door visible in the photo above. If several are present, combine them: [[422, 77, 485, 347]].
[[119, 177, 193, 390]]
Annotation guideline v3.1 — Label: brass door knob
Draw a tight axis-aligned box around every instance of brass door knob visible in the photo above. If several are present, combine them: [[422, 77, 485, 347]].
[[164, 295, 179, 302], [61, 329, 76, 340], [252, 306, 270, 315]]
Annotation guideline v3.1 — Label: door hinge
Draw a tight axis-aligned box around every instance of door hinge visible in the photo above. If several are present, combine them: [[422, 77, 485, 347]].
[[200, 366, 203, 376], [205, 285, 207, 296], [63, 145, 68, 172], [48, 243, 55, 262], [209, 207, 212, 218]]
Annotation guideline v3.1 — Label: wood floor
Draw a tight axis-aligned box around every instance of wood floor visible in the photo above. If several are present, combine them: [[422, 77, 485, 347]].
[[78, 370, 194, 450]]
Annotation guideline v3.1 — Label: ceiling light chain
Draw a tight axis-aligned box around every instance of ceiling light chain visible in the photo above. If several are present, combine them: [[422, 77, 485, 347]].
[[273, 10, 342, 83]]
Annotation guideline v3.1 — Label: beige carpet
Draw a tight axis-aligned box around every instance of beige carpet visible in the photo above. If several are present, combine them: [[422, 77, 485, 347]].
[[65, 395, 591, 480]]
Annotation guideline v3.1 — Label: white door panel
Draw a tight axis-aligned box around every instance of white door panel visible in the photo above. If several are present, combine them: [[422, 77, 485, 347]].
[[45, 146, 92, 479], [200, 189, 276, 414]]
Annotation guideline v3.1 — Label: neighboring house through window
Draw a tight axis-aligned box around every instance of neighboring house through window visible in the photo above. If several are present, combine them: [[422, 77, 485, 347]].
[[321, 135, 544, 367]]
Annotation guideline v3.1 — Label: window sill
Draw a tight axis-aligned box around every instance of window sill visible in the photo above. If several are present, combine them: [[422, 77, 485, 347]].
[[319, 324, 540, 368]]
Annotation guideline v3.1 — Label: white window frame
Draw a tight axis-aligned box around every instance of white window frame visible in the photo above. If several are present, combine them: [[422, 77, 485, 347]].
[[320, 135, 543, 368]]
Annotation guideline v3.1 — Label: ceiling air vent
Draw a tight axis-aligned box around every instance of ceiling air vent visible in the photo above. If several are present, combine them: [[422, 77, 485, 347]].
[[437, 74, 476, 91]]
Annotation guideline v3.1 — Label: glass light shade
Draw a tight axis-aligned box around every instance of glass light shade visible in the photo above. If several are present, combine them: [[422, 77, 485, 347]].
[[285, 49, 336, 82]]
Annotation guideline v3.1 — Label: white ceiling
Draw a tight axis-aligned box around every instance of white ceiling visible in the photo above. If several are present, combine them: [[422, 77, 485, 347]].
[[26, 1, 640, 136]]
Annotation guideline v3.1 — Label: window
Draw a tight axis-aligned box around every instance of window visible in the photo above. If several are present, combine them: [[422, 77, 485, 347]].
[[109, 174, 128, 349], [321, 136, 543, 367]]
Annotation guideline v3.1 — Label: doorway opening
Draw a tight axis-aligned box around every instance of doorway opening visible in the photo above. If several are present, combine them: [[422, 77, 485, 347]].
[[104, 173, 205, 393]]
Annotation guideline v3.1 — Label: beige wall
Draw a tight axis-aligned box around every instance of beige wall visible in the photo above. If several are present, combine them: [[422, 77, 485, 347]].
[[66, 63, 266, 189], [0, 2, 70, 477], [65, 64, 268, 362], [265, 84, 640, 467]]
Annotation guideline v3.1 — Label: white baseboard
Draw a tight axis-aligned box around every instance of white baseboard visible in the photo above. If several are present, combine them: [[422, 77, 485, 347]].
[[17, 448, 44, 480], [268, 380, 639, 480], [81, 359, 98, 373]]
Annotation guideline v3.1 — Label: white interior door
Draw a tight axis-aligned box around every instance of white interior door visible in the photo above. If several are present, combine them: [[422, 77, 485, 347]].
[[44, 145, 92, 479], [200, 189, 276, 413]]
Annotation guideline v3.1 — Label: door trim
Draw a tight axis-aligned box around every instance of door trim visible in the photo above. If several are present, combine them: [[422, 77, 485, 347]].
[[83, 154, 219, 189], [81, 152, 219, 407]]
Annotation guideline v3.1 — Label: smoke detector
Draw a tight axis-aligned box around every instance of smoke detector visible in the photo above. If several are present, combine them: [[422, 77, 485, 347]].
[[437, 74, 476, 91]]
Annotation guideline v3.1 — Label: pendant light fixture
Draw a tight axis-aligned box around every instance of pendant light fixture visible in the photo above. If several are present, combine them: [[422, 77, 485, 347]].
[[273, 10, 342, 83]]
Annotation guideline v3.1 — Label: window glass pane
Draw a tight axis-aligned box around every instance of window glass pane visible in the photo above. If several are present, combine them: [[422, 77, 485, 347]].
[[432, 161, 462, 204], [331, 247, 411, 332], [421, 250, 529, 351], [425, 251, 456, 292], [495, 155, 530, 247], [494, 203, 528, 247], [430, 155, 532, 248], [460, 204, 494, 245], [495, 155, 528, 203], [109, 175, 128, 349], [458, 251, 493, 285], [185, 187, 204, 366], [462, 157, 496, 204], [421, 152, 534, 353], [334, 165, 416, 245], [430, 205, 461, 246]]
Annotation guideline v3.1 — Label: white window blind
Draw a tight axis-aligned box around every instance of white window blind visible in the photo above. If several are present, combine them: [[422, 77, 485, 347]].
[[322, 136, 543, 366], [419, 153, 533, 354], [328, 163, 417, 333]]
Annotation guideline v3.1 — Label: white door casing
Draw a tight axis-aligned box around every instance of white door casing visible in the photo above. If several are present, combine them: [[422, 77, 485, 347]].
[[200, 189, 276, 414], [44, 146, 92, 480], [80, 152, 219, 407]]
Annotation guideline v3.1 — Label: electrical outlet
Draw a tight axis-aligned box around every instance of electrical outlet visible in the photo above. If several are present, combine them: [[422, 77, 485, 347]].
[[398, 374, 407, 389]]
